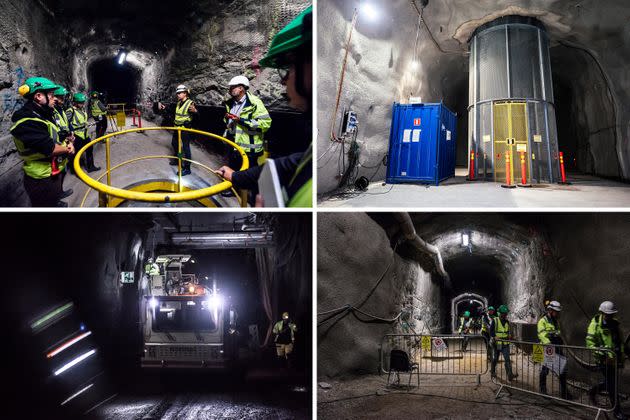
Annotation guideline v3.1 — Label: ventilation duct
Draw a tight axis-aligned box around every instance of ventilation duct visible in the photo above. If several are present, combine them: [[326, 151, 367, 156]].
[[170, 232, 274, 248]]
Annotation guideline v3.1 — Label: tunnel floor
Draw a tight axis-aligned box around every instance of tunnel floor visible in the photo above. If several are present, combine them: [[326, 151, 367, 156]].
[[63, 118, 240, 208], [318, 373, 627, 420], [90, 369, 310, 419], [319, 168, 630, 208]]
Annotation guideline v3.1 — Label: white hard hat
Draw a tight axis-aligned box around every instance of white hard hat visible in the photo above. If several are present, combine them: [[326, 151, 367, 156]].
[[175, 84, 189, 94], [228, 75, 250, 88], [599, 301, 618, 314], [547, 301, 562, 312]]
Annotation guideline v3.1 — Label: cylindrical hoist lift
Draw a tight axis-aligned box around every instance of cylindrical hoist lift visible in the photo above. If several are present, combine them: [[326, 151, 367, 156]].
[[468, 15, 561, 185]]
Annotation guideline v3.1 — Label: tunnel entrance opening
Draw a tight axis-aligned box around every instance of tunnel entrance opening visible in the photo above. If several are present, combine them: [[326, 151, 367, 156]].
[[88, 57, 141, 106], [451, 292, 487, 333], [442, 254, 505, 333]]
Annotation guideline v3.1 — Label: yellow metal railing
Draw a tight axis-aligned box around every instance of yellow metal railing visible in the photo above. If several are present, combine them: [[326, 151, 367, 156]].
[[73, 126, 249, 207]]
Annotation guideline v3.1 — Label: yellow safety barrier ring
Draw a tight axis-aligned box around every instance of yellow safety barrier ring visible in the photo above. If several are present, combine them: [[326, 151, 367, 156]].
[[73, 126, 249, 207]]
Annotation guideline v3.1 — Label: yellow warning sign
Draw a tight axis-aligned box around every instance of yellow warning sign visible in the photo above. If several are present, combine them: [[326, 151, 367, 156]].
[[532, 344, 544, 363], [421, 335, 431, 352], [516, 144, 527, 152], [533, 134, 542, 143], [116, 111, 126, 127]]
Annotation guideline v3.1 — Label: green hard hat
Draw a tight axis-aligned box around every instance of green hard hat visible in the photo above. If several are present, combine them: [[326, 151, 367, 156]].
[[259, 5, 312, 68], [498, 305, 509, 314], [463, 311, 470, 317], [90, 91, 99, 98], [54, 86, 68, 96], [18, 77, 59, 98], [73, 93, 87, 102], [488, 306, 495, 312]]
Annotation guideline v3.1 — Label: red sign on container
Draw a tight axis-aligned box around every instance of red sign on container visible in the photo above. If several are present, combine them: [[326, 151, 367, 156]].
[[413, 118, 421, 126]]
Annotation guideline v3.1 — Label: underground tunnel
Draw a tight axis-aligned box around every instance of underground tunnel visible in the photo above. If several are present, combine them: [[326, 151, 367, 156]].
[[318, 212, 630, 419], [87, 58, 140, 106], [317, 0, 630, 207], [0, 0, 312, 207], [3, 212, 312, 419]]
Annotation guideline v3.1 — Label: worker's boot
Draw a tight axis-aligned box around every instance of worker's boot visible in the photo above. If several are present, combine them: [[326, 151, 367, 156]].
[[86, 154, 101, 173]]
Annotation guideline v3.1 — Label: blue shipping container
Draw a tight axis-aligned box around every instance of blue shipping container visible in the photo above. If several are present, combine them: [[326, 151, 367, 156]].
[[386, 102, 457, 186]]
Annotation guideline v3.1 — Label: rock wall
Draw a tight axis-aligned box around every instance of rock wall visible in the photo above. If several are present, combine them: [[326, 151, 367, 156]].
[[546, 214, 630, 383], [318, 213, 435, 378], [166, 0, 311, 111], [0, 0, 74, 205]]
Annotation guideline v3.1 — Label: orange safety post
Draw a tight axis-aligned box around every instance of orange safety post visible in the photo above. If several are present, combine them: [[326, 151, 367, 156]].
[[501, 151, 516, 189], [467, 149, 477, 181], [131, 108, 137, 126], [558, 151, 571, 184], [137, 109, 142, 129], [517, 151, 531, 188]]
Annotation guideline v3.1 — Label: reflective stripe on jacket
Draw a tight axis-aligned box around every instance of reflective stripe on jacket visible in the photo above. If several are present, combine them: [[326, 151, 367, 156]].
[[537, 314, 561, 345], [174, 98, 193, 126], [11, 117, 64, 179], [53, 107, 69, 132], [224, 92, 271, 153], [494, 317, 510, 345], [66, 107, 89, 139], [586, 314, 625, 361], [90, 99, 107, 117]]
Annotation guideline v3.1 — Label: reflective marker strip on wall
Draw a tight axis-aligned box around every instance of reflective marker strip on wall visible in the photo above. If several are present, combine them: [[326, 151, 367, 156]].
[[47, 331, 92, 359], [53, 349, 96, 376], [30, 302, 74, 333], [60, 383, 94, 406]]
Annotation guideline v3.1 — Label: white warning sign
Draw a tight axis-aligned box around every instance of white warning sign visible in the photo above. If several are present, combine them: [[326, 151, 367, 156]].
[[432, 337, 448, 352]]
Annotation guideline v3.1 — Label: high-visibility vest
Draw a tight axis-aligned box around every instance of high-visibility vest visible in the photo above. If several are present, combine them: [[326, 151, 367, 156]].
[[224, 93, 271, 153], [11, 117, 66, 179], [494, 317, 510, 345], [67, 107, 89, 139], [537, 315, 561, 345], [53, 107, 69, 133], [586, 314, 624, 361], [174, 99, 193, 126], [90, 99, 107, 117], [286, 144, 312, 208], [273, 320, 297, 342]]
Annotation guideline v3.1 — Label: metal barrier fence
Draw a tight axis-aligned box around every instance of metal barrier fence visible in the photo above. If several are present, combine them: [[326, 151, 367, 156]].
[[491, 339, 618, 418], [380, 334, 489, 385]]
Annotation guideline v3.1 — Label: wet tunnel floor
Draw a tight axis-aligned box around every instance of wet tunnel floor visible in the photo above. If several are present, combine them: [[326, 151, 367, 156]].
[[318, 373, 628, 419], [63, 118, 240, 208], [91, 370, 310, 419], [320, 168, 630, 208]]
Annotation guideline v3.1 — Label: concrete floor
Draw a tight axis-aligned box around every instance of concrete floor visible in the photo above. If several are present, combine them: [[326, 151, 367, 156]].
[[318, 374, 627, 419], [318, 168, 630, 208], [63, 118, 241, 208], [91, 369, 310, 420]]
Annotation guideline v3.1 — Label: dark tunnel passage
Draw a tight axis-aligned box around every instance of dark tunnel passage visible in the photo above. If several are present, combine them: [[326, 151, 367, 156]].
[[550, 44, 620, 178], [442, 254, 505, 332], [87, 58, 141, 105]]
